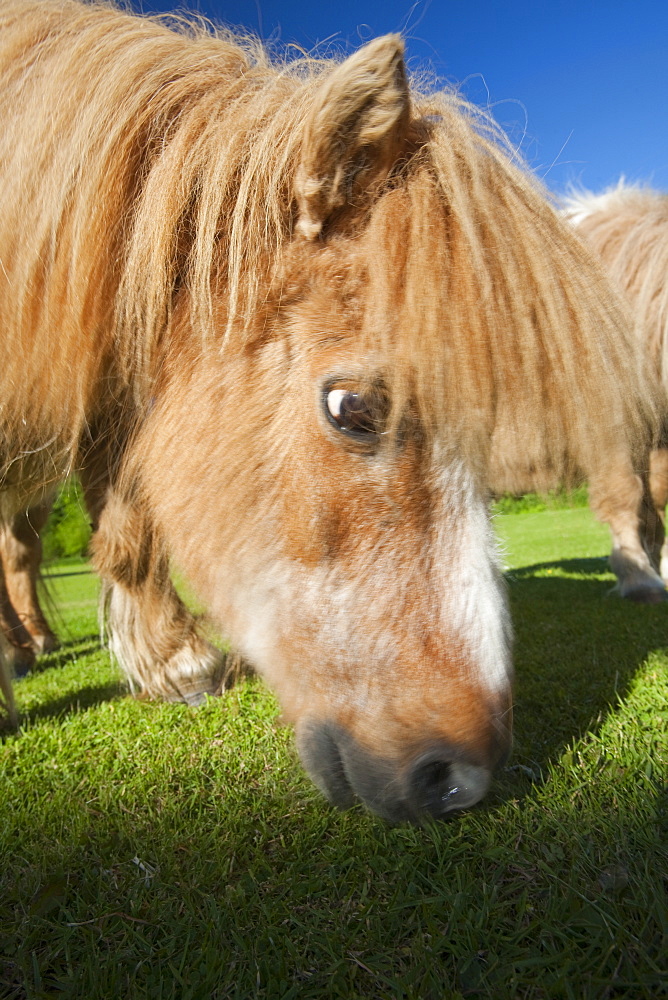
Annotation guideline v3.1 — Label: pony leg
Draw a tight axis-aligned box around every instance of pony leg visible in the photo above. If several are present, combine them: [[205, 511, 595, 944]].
[[89, 489, 227, 705], [1, 505, 58, 656], [0, 630, 18, 728], [0, 553, 36, 675], [589, 458, 666, 603], [647, 448, 668, 581], [0, 513, 22, 724]]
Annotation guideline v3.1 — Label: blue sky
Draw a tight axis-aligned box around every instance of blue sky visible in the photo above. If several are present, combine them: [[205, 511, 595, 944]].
[[140, 0, 668, 193]]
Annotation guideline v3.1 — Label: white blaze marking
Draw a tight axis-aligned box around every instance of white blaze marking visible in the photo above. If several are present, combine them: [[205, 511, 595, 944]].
[[431, 459, 512, 696], [219, 454, 512, 704]]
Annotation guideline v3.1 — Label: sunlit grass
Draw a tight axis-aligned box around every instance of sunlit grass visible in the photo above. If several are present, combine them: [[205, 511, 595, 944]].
[[1, 508, 666, 999]]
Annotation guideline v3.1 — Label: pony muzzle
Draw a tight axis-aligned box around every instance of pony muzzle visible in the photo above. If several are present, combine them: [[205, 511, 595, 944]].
[[296, 719, 509, 823]]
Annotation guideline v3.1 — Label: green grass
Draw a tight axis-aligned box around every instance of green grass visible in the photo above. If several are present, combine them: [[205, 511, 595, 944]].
[[492, 486, 590, 517], [1, 509, 667, 1000], [41, 481, 91, 561]]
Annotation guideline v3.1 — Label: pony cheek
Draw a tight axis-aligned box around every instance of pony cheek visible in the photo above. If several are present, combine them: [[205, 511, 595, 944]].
[[272, 457, 358, 566]]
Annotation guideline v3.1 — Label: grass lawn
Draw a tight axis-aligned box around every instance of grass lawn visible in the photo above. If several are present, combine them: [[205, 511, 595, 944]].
[[1, 508, 666, 999]]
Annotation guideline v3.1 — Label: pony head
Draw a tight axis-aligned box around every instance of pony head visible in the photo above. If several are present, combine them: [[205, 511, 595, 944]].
[[126, 35, 527, 821]]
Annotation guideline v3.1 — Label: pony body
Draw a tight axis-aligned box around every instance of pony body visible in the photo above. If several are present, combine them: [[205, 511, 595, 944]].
[[0, 1, 661, 819]]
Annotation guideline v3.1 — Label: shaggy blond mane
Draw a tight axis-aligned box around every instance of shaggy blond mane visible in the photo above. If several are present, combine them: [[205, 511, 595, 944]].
[[0, 0, 659, 497]]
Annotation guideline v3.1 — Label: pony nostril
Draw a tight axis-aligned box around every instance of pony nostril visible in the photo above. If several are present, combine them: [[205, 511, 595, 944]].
[[411, 756, 457, 814], [408, 751, 491, 818]]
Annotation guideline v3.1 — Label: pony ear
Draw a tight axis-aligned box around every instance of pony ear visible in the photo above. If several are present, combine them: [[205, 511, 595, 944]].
[[295, 35, 410, 240]]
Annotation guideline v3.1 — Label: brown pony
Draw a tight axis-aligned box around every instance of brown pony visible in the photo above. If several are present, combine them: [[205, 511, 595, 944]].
[[0, 0, 661, 821], [565, 183, 668, 586]]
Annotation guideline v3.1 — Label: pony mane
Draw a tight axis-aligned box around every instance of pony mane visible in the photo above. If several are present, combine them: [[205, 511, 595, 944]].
[[0, 0, 659, 486]]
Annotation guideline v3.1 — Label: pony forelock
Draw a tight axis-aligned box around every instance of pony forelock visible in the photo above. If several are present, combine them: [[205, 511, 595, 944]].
[[0, 0, 660, 486]]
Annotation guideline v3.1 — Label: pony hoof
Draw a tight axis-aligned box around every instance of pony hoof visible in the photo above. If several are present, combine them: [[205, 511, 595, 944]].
[[32, 633, 59, 655], [183, 690, 209, 707], [0, 710, 19, 732], [10, 647, 36, 679], [622, 585, 667, 605], [150, 686, 216, 706], [164, 672, 224, 706]]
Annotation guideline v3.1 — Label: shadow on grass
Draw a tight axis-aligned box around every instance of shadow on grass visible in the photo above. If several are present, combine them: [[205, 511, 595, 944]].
[[505, 564, 667, 772], [43, 567, 94, 580], [12, 634, 125, 727], [19, 635, 103, 676], [509, 555, 612, 578], [18, 681, 126, 726]]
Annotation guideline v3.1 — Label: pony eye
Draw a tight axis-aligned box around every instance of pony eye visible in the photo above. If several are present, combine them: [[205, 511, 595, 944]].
[[324, 386, 384, 439]]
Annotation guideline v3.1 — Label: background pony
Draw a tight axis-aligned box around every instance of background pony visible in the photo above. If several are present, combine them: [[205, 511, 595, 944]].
[[0, 0, 661, 820], [565, 183, 668, 587]]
